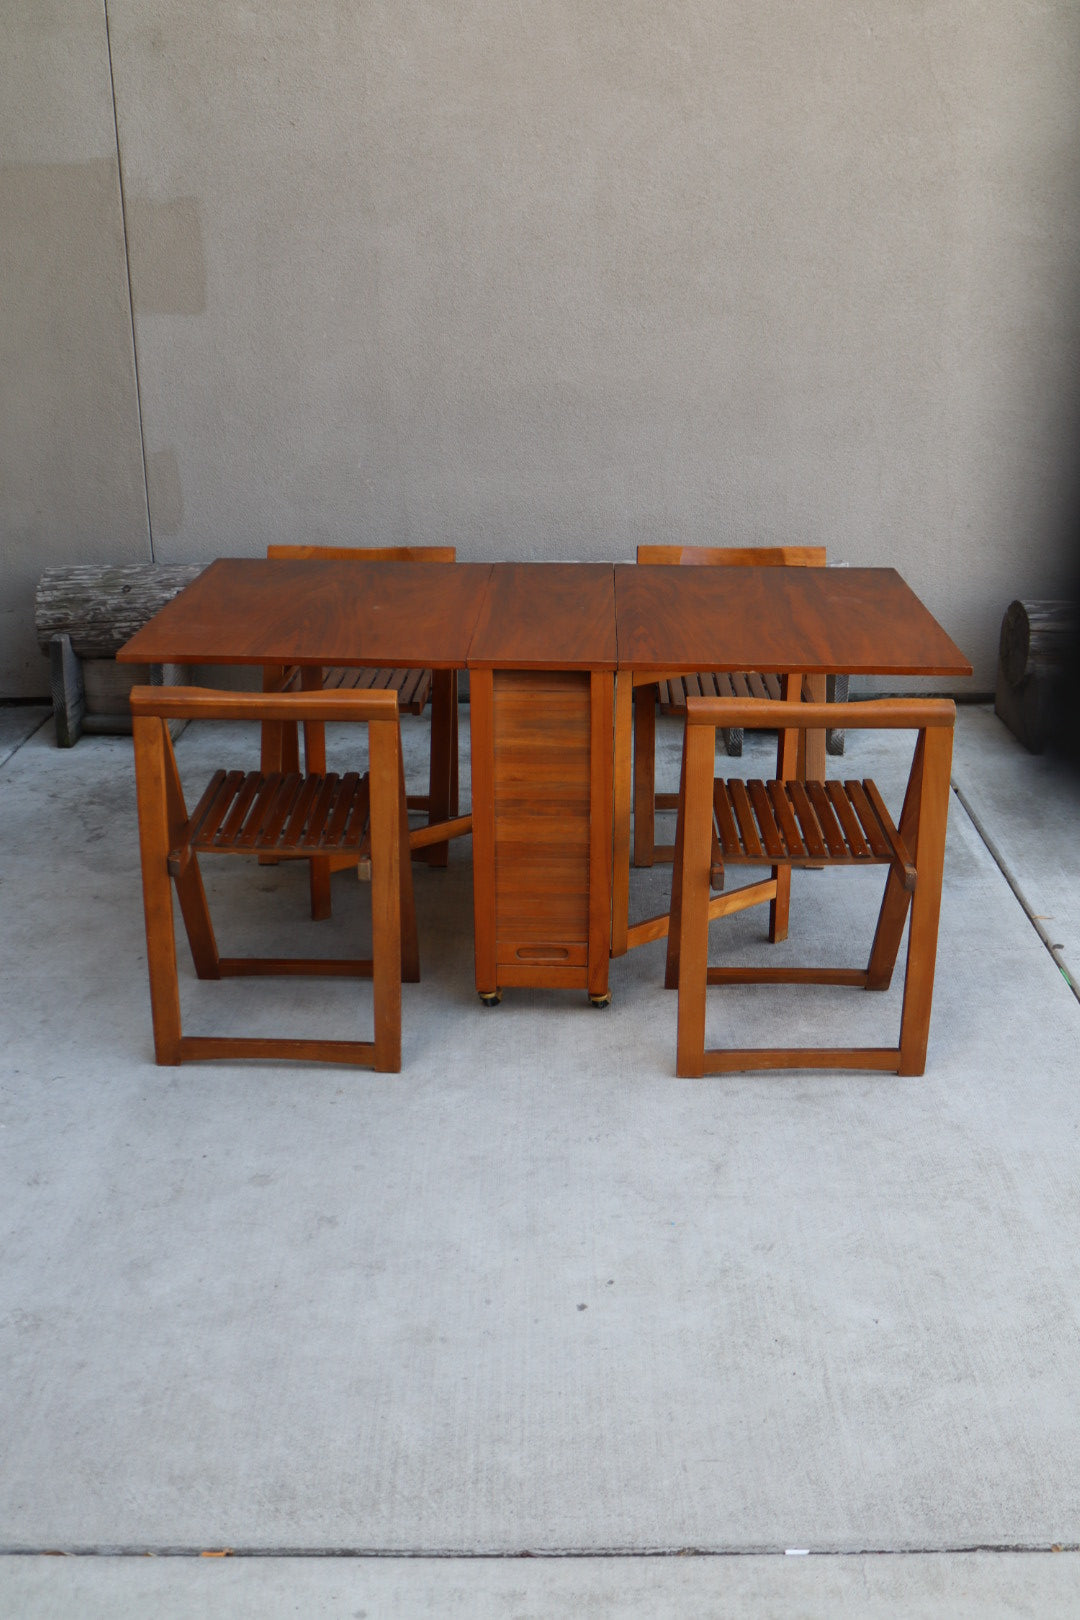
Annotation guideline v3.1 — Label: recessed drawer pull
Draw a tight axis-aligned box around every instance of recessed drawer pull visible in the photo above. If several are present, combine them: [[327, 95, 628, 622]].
[[515, 945, 570, 962]]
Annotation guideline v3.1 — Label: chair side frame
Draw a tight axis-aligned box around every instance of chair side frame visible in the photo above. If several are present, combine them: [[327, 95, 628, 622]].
[[130, 685, 418, 1072], [671, 697, 955, 1078]]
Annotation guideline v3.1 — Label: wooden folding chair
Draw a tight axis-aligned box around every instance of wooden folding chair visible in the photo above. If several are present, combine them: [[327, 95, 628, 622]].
[[260, 544, 460, 919], [668, 695, 955, 1077], [632, 545, 829, 869], [130, 685, 419, 1072]]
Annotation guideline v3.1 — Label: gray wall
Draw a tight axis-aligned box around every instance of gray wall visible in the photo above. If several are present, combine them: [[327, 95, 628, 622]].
[[4, 1, 1080, 694]]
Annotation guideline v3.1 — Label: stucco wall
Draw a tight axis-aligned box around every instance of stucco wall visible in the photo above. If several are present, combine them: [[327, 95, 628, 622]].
[[0, 0, 150, 693], [4, 2, 1080, 694]]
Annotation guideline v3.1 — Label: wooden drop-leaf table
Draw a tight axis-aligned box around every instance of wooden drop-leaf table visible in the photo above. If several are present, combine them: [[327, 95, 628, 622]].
[[120, 557, 971, 1009]]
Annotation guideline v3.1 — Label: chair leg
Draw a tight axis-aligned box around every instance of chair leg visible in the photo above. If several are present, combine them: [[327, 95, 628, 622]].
[[664, 735, 690, 989], [299, 667, 333, 920], [261, 665, 301, 770], [866, 733, 925, 991], [423, 668, 455, 868], [160, 726, 220, 980], [260, 665, 286, 775], [397, 742, 420, 984], [368, 718, 404, 1072], [770, 675, 799, 943], [799, 673, 827, 781], [675, 723, 717, 1077], [259, 665, 297, 864], [132, 717, 184, 1065], [633, 685, 657, 867], [450, 671, 460, 817], [898, 726, 953, 1076], [611, 671, 633, 958]]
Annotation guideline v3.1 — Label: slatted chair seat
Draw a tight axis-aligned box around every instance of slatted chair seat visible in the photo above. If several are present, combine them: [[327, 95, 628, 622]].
[[633, 545, 829, 871], [668, 696, 955, 1078], [280, 662, 433, 713], [709, 775, 914, 888], [131, 685, 419, 1072], [657, 671, 783, 710], [175, 769, 374, 869]]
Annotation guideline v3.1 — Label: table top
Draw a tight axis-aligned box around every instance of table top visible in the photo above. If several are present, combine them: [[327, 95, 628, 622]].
[[117, 558, 494, 670], [118, 557, 971, 680], [614, 565, 972, 677], [467, 564, 618, 671]]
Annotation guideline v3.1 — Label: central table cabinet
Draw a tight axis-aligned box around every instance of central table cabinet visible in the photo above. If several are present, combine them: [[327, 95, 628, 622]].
[[467, 565, 617, 1005]]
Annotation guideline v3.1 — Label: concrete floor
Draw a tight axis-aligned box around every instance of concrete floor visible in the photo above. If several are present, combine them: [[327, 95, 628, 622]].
[[1, 701, 1078, 1616]]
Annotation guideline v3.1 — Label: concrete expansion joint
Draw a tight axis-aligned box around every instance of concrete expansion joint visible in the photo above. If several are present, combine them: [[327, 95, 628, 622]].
[[0, 711, 51, 771], [3, 1542, 1078, 1559], [950, 779, 1080, 1005]]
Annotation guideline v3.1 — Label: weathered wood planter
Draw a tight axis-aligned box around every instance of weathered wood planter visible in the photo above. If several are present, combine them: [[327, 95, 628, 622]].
[[995, 598, 1075, 752], [35, 564, 205, 745]]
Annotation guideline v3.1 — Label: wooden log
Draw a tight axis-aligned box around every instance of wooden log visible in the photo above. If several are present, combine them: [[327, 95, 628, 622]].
[[999, 599, 1074, 689], [48, 645, 190, 743], [995, 664, 1056, 753], [995, 598, 1075, 753], [49, 634, 85, 748], [35, 564, 206, 658], [84, 659, 190, 736]]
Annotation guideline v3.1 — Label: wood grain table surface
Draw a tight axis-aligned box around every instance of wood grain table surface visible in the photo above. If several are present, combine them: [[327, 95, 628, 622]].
[[117, 557, 494, 670], [613, 565, 972, 678], [468, 563, 618, 671], [119, 558, 970, 681]]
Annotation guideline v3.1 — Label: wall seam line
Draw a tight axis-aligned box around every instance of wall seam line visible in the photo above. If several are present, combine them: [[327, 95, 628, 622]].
[[102, 0, 155, 563]]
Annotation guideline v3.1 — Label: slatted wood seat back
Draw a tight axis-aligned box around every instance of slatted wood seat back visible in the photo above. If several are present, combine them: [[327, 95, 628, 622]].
[[262, 543, 461, 906], [130, 685, 419, 1072], [669, 696, 955, 1078], [632, 544, 827, 870]]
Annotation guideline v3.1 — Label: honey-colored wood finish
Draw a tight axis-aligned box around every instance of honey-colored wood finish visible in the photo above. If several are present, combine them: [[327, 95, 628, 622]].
[[121, 560, 969, 1007], [467, 566, 616, 1002], [610, 671, 633, 958], [610, 563, 970, 958], [118, 558, 493, 669], [615, 565, 972, 677], [468, 666, 498, 995], [470, 668, 612, 1000], [130, 685, 418, 1072], [636, 545, 829, 569], [588, 671, 615, 999], [119, 556, 482, 923], [671, 696, 956, 1077], [261, 544, 459, 875], [467, 564, 618, 671], [633, 545, 828, 870]]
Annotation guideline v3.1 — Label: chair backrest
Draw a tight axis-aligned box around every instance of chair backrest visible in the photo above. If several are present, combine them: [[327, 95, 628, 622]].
[[636, 544, 826, 568], [267, 543, 455, 563]]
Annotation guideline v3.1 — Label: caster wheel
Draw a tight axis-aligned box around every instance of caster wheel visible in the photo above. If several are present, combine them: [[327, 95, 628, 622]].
[[478, 990, 503, 1008], [589, 992, 612, 1009]]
